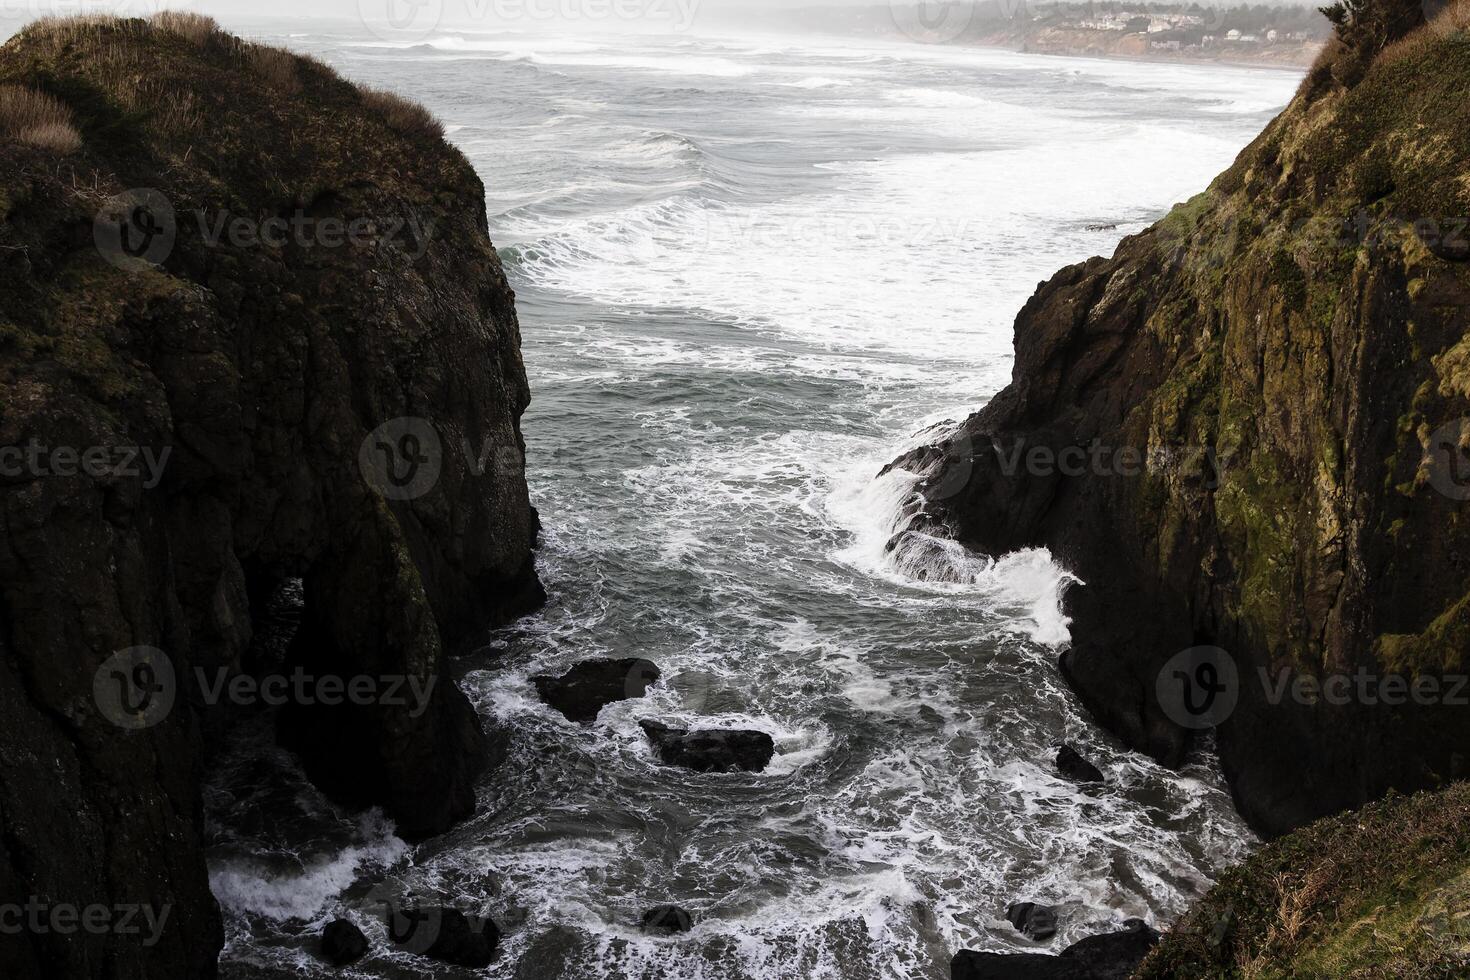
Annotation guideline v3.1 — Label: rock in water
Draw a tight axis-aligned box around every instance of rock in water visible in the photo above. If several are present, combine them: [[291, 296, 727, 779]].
[[320, 919, 368, 966], [951, 919, 1159, 979], [1056, 745, 1104, 784], [387, 907, 500, 968], [1006, 902, 1059, 941], [0, 15, 540, 978], [640, 720, 776, 773], [1057, 919, 1160, 979], [534, 658, 661, 723], [641, 905, 694, 934], [951, 951, 1085, 979]]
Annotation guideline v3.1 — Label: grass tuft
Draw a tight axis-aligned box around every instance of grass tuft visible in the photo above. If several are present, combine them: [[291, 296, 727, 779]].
[[0, 84, 81, 153], [244, 44, 302, 93], [359, 86, 444, 141], [148, 11, 221, 47]]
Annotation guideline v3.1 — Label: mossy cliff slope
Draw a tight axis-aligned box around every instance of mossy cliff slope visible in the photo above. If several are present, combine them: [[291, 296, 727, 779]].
[[892, 0, 1470, 839], [0, 16, 540, 978], [1139, 782, 1470, 977]]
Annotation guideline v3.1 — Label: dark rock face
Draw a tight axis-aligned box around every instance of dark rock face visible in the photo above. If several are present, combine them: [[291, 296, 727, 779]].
[[890, 6, 1469, 839], [1058, 920, 1160, 979], [1006, 902, 1059, 941], [0, 17, 539, 979], [952, 951, 1085, 979], [1055, 746, 1103, 784], [641, 904, 695, 934], [640, 720, 775, 773], [387, 906, 500, 968], [952, 920, 1159, 980], [534, 658, 660, 723], [320, 919, 368, 966]]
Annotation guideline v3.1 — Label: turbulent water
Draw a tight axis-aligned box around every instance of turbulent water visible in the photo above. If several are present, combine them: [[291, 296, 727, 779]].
[[204, 25, 1300, 979]]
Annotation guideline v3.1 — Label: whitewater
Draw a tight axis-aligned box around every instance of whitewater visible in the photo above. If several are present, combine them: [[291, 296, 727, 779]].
[[203, 24, 1300, 979]]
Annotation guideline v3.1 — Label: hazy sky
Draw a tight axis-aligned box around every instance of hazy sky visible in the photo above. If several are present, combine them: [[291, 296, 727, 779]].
[[0, 0, 1324, 46], [4, 0, 1326, 26]]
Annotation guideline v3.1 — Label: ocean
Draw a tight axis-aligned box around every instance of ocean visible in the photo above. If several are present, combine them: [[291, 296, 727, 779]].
[[200, 24, 1299, 979]]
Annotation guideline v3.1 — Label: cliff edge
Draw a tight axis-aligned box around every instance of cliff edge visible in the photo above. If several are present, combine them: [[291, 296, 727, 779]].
[[890, 0, 1470, 840], [0, 15, 540, 977]]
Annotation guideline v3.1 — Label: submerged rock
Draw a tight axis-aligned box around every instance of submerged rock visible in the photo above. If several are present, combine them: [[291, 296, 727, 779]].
[[320, 919, 368, 966], [1055, 745, 1104, 784], [387, 906, 500, 968], [1006, 902, 1059, 941], [952, 919, 1159, 980], [534, 658, 661, 723], [640, 720, 775, 773], [641, 904, 694, 935]]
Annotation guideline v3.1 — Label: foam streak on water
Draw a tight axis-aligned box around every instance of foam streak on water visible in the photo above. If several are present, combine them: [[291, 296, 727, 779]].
[[205, 26, 1299, 979]]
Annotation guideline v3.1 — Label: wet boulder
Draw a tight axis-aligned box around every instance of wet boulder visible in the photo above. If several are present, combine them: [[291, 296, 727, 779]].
[[640, 720, 775, 773], [534, 658, 660, 723], [641, 904, 694, 935], [951, 951, 1085, 979], [1006, 902, 1058, 941], [1056, 745, 1104, 784], [1056, 919, 1159, 979], [951, 919, 1159, 980], [320, 918, 368, 965], [387, 906, 500, 968]]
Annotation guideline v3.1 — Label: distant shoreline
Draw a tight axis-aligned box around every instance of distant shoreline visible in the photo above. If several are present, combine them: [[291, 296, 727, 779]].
[[990, 38, 1318, 72]]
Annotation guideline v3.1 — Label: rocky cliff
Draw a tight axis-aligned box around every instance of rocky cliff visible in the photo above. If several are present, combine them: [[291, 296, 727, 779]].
[[0, 15, 540, 978], [890, 0, 1470, 839]]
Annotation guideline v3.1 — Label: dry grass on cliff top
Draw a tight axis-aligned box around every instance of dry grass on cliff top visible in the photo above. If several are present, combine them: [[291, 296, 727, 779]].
[[1137, 781, 1470, 978], [0, 83, 80, 153], [3, 13, 446, 166]]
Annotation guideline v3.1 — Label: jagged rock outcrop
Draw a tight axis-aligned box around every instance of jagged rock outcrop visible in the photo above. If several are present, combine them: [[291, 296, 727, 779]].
[[0, 15, 540, 978], [890, 1, 1470, 838]]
